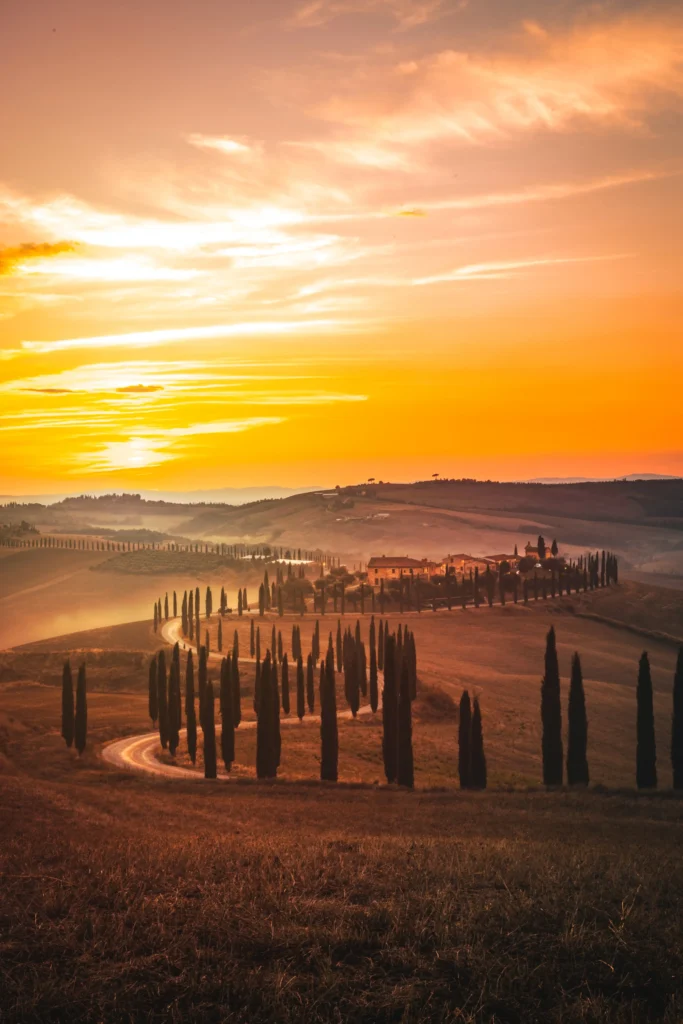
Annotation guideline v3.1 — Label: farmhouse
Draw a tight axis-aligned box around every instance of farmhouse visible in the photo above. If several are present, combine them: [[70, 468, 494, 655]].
[[367, 555, 438, 586], [440, 553, 493, 576]]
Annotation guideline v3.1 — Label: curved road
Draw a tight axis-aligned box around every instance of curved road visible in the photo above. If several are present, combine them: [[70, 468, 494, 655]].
[[102, 617, 376, 780], [104, 583, 574, 781]]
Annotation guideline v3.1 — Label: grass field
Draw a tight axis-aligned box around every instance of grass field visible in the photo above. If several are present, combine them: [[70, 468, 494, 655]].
[[2, 709, 683, 1021], [2, 581, 683, 1020]]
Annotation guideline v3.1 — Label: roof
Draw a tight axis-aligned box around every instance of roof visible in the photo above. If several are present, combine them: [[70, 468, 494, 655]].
[[368, 556, 436, 569], [443, 553, 475, 561]]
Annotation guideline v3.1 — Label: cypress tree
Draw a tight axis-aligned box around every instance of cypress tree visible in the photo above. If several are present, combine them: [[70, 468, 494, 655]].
[[188, 590, 194, 640], [217, 617, 223, 652], [636, 651, 657, 789], [281, 653, 290, 714], [164, 593, 169, 620], [259, 583, 265, 617], [566, 652, 589, 786], [250, 617, 255, 657], [205, 585, 212, 617], [168, 658, 181, 757], [336, 620, 343, 672], [153, 602, 158, 633], [182, 591, 188, 634], [397, 657, 414, 788], [74, 662, 87, 755], [271, 656, 281, 771], [541, 626, 563, 786], [185, 650, 197, 764], [203, 681, 217, 779], [277, 630, 283, 664], [306, 653, 315, 713], [369, 638, 378, 713], [157, 650, 169, 749], [320, 658, 338, 781], [231, 647, 241, 729], [220, 656, 235, 771], [198, 646, 207, 728], [233, 629, 239, 661], [672, 648, 683, 790], [278, 586, 284, 617], [61, 659, 74, 748], [347, 646, 360, 717], [238, 589, 243, 616], [369, 615, 376, 667], [256, 653, 274, 778], [296, 656, 305, 720], [470, 697, 487, 789], [458, 690, 472, 789], [378, 619, 384, 671], [382, 633, 398, 783]]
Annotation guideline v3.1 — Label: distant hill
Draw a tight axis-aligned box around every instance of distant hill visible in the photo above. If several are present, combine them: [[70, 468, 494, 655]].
[[2, 478, 683, 583]]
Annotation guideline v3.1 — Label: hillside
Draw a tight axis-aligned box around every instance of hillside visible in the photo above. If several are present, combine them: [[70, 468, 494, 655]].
[[3, 478, 683, 585]]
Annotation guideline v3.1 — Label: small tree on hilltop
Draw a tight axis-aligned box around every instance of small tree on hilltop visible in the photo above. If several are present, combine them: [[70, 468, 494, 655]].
[[61, 659, 75, 748], [636, 651, 657, 789]]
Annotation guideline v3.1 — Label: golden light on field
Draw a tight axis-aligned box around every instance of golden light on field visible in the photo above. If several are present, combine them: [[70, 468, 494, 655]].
[[1, 0, 682, 491]]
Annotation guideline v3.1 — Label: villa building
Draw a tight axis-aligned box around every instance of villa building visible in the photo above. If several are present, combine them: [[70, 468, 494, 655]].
[[367, 556, 438, 587]]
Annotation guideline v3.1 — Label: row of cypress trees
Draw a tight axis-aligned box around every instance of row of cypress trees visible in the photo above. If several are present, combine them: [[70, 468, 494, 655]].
[[541, 628, 683, 789], [61, 660, 87, 754]]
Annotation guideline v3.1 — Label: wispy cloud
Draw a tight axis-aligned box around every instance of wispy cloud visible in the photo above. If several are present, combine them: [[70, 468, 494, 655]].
[[186, 134, 257, 157], [412, 253, 632, 285], [315, 11, 683, 145], [20, 318, 360, 355], [290, 0, 449, 30], [0, 241, 78, 275]]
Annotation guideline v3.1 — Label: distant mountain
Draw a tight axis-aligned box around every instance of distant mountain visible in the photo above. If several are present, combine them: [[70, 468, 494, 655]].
[[526, 474, 682, 484]]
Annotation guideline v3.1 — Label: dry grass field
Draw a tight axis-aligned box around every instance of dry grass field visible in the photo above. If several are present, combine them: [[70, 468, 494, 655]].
[[2, 580, 683, 1020]]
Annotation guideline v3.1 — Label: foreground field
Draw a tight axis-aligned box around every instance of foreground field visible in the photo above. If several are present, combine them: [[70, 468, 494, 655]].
[[2, 580, 683, 1020], [2, 752, 683, 1021]]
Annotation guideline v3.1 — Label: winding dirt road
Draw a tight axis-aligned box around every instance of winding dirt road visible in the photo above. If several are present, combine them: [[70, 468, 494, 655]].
[[102, 617, 375, 780]]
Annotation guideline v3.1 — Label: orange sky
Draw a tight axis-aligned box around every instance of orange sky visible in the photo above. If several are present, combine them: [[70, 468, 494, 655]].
[[1, 0, 682, 493]]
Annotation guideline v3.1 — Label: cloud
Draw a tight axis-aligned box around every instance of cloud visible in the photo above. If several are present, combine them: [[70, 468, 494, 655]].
[[19, 318, 366, 355], [392, 170, 674, 216], [290, 0, 448, 29], [315, 11, 683, 145], [186, 134, 257, 156], [0, 241, 78, 275], [412, 253, 632, 285], [116, 384, 164, 393]]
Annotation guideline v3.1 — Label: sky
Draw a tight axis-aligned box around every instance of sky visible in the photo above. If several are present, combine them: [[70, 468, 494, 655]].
[[1, 0, 682, 494]]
